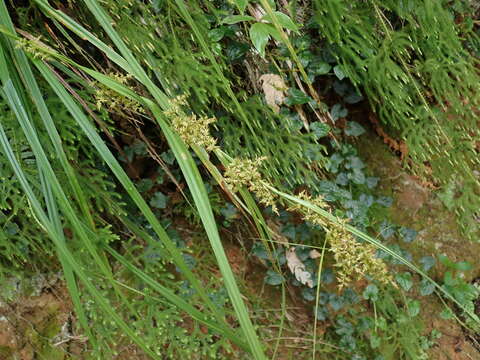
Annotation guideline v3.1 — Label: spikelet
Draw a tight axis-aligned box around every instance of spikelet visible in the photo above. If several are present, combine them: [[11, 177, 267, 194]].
[[224, 157, 278, 213], [15, 37, 51, 61], [94, 73, 144, 113], [289, 191, 392, 288], [167, 96, 218, 152]]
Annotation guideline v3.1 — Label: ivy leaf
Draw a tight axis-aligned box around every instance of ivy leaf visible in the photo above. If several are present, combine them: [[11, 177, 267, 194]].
[[407, 299, 420, 317], [264, 270, 284, 286], [285, 88, 313, 105], [311, 122, 330, 139], [345, 92, 364, 104], [420, 256, 436, 272], [345, 156, 364, 170], [149, 192, 168, 209], [420, 278, 435, 296], [362, 284, 379, 301], [221, 15, 255, 24], [336, 172, 349, 186], [399, 227, 417, 243], [440, 307, 454, 319], [315, 307, 329, 320], [262, 11, 299, 31], [321, 268, 334, 284], [220, 203, 238, 221], [330, 103, 348, 121], [333, 65, 346, 80], [376, 196, 393, 207], [395, 272, 413, 291], [161, 150, 175, 165], [349, 168, 366, 185], [136, 178, 153, 193], [309, 61, 331, 76], [366, 177, 379, 189], [302, 288, 315, 301], [345, 121, 365, 136], [249, 23, 275, 57], [370, 334, 381, 349], [252, 242, 269, 260], [329, 294, 345, 311], [379, 220, 395, 239]]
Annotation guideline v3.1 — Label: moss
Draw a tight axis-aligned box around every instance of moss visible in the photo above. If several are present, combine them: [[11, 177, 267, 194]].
[[0, 346, 13, 357], [357, 133, 480, 280]]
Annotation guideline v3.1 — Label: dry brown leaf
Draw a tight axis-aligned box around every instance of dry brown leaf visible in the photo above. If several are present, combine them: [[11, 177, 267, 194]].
[[309, 249, 322, 259], [259, 74, 287, 113], [286, 247, 314, 288]]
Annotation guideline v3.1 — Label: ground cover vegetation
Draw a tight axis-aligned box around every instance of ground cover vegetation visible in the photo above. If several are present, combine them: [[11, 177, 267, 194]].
[[0, 0, 479, 359]]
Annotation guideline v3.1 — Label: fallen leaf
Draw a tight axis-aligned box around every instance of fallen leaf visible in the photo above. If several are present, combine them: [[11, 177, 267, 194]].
[[286, 247, 314, 287], [259, 74, 287, 113], [309, 249, 322, 259]]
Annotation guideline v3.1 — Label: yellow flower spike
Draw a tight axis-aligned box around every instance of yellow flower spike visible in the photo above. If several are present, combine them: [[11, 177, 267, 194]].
[[224, 157, 278, 213]]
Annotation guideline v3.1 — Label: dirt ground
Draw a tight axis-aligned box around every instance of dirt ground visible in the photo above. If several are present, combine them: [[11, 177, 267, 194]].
[[358, 133, 480, 360]]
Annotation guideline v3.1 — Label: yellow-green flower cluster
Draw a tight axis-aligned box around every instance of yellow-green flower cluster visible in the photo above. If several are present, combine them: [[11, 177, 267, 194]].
[[289, 191, 391, 288], [327, 221, 392, 288], [94, 73, 144, 113], [224, 157, 278, 213], [15, 37, 51, 61], [167, 96, 218, 152], [288, 191, 329, 227]]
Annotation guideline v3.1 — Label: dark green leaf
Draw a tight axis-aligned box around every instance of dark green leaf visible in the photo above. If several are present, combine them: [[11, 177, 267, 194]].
[[226, 41, 250, 62], [330, 103, 348, 121], [310, 122, 330, 139], [265, 270, 284, 286], [136, 178, 153, 192], [440, 307, 454, 319], [249, 23, 273, 57], [395, 272, 413, 291], [420, 256, 436, 272], [302, 287, 315, 301], [285, 88, 313, 105], [399, 227, 417, 243], [420, 278, 435, 296], [149, 192, 168, 209], [345, 92, 364, 104], [366, 177, 379, 189], [251, 242, 269, 260], [315, 307, 328, 320], [208, 27, 227, 42], [309, 61, 331, 76], [376, 196, 393, 207], [370, 334, 381, 349], [333, 65, 346, 80], [345, 121, 365, 136], [407, 299, 420, 317], [362, 284, 379, 301]]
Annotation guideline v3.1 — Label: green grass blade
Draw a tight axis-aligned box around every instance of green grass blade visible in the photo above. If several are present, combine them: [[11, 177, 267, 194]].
[[0, 92, 160, 358], [35, 61, 228, 324]]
